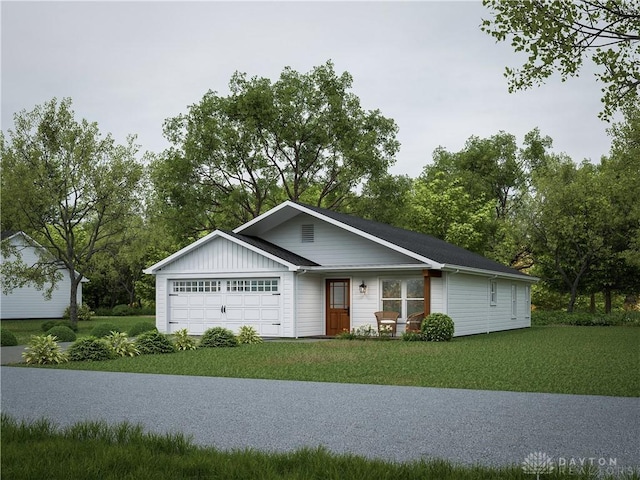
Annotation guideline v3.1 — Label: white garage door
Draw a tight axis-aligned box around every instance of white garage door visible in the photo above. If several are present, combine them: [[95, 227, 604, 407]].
[[168, 278, 282, 336]]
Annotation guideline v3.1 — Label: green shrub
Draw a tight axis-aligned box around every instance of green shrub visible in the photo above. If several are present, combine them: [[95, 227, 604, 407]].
[[128, 322, 157, 337], [421, 313, 455, 342], [172, 329, 198, 351], [41, 320, 78, 333], [237, 325, 263, 345], [138, 305, 156, 315], [67, 337, 115, 362], [531, 310, 640, 327], [93, 307, 113, 316], [90, 323, 122, 338], [200, 327, 238, 348], [104, 331, 139, 357], [111, 304, 134, 316], [353, 324, 378, 338], [45, 326, 77, 342], [0, 329, 18, 346], [63, 303, 94, 322], [336, 329, 356, 340], [22, 335, 68, 365], [401, 331, 424, 342], [134, 331, 175, 355]]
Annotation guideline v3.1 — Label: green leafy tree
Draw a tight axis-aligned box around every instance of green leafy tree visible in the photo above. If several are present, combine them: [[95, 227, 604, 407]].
[[349, 174, 413, 227], [409, 171, 494, 254], [482, 0, 640, 119], [530, 158, 609, 312], [583, 100, 640, 311], [151, 61, 399, 242], [0, 98, 143, 324], [414, 130, 549, 266]]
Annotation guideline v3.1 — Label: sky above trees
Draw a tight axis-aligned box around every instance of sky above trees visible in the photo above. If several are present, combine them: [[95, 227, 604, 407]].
[[1, 1, 612, 178]]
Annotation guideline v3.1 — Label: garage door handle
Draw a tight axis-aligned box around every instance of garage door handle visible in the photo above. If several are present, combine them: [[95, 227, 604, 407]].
[[272, 323, 281, 326], [220, 306, 226, 313]]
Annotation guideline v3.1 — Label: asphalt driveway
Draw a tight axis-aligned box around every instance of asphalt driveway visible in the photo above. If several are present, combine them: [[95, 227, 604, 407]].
[[1, 367, 638, 473]]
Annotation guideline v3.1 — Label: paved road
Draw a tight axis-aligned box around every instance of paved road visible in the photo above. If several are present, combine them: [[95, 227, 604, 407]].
[[1, 367, 638, 472]]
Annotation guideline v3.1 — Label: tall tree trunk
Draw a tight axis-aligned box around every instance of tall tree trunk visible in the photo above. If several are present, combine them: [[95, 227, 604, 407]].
[[590, 293, 596, 313], [68, 271, 82, 326], [604, 289, 612, 314]]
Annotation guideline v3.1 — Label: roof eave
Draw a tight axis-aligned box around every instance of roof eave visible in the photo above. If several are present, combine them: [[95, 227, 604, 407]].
[[442, 264, 539, 282]]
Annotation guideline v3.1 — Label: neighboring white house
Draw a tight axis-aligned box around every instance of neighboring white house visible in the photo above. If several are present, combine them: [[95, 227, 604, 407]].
[[144, 201, 538, 337], [0, 231, 85, 320]]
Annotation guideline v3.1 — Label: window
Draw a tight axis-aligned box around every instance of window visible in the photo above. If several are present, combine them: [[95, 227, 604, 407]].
[[301, 224, 315, 243], [381, 278, 424, 318], [172, 280, 221, 293], [490, 280, 497, 306], [525, 285, 531, 319], [171, 279, 278, 293], [227, 279, 279, 292], [511, 284, 517, 318]]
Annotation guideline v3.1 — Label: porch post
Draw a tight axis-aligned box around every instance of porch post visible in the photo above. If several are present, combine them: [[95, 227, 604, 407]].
[[422, 270, 442, 317]]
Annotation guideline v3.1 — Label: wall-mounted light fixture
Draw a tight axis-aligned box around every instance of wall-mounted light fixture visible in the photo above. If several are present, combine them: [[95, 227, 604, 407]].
[[359, 281, 367, 294]]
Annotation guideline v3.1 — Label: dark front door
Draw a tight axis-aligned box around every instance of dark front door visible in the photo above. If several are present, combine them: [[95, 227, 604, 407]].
[[326, 279, 350, 336]]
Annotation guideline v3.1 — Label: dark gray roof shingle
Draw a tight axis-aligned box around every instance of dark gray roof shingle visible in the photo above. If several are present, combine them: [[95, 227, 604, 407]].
[[224, 231, 319, 267], [296, 202, 530, 278]]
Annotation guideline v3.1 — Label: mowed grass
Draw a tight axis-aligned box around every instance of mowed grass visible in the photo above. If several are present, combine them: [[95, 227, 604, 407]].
[[36, 326, 640, 397], [1, 316, 154, 345], [1, 414, 623, 480]]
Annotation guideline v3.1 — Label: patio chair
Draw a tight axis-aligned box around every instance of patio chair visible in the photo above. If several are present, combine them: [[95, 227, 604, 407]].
[[406, 312, 425, 333], [374, 311, 399, 336]]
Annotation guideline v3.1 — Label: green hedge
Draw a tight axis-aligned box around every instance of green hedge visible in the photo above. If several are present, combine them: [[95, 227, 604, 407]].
[[532, 310, 640, 326]]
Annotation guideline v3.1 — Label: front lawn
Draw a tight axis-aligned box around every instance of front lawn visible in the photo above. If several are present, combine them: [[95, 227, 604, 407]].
[[1, 316, 155, 345], [32, 326, 640, 397]]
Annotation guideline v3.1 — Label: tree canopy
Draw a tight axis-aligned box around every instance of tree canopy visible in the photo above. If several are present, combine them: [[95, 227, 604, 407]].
[[0, 98, 144, 323], [151, 61, 400, 242], [481, 0, 640, 119]]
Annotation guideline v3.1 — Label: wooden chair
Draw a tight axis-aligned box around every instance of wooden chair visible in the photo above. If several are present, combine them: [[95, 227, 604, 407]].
[[406, 312, 425, 333], [374, 311, 399, 336]]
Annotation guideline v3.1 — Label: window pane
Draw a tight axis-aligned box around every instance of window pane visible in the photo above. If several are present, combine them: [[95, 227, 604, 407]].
[[407, 300, 423, 316], [382, 280, 401, 298], [382, 300, 401, 316], [407, 278, 423, 299]]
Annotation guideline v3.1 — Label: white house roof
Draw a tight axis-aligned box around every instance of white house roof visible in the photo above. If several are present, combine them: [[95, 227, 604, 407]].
[[147, 201, 536, 281]]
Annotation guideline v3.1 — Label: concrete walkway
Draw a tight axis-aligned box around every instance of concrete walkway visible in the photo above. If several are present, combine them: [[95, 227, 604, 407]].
[[1, 343, 74, 365], [1, 367, 638, 473]]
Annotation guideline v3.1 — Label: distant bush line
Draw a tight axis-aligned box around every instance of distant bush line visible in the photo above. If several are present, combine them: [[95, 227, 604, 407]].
[[531, 310, 640, 327], [93, 305, 155, 317]]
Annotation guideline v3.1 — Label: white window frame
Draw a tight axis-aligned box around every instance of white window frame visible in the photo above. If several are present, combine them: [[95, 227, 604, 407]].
[[511, 284, 517, 319], [171, 279, 278, 294], [380, 277, 424, 319], [490, 279, 498, 306]]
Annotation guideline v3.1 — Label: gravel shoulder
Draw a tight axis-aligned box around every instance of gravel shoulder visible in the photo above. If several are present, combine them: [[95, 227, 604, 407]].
[[1, 367, 638, 470]]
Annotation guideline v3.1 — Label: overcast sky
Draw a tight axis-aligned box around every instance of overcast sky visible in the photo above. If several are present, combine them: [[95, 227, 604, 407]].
[[2, 1, 613, 179]]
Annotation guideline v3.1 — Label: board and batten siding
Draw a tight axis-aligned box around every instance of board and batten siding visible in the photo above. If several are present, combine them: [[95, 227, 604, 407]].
[[447, 273, 530, 336], [158, 237, 287, 273], [261, 213, 420, 266], [1, 236, 81, 320]]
